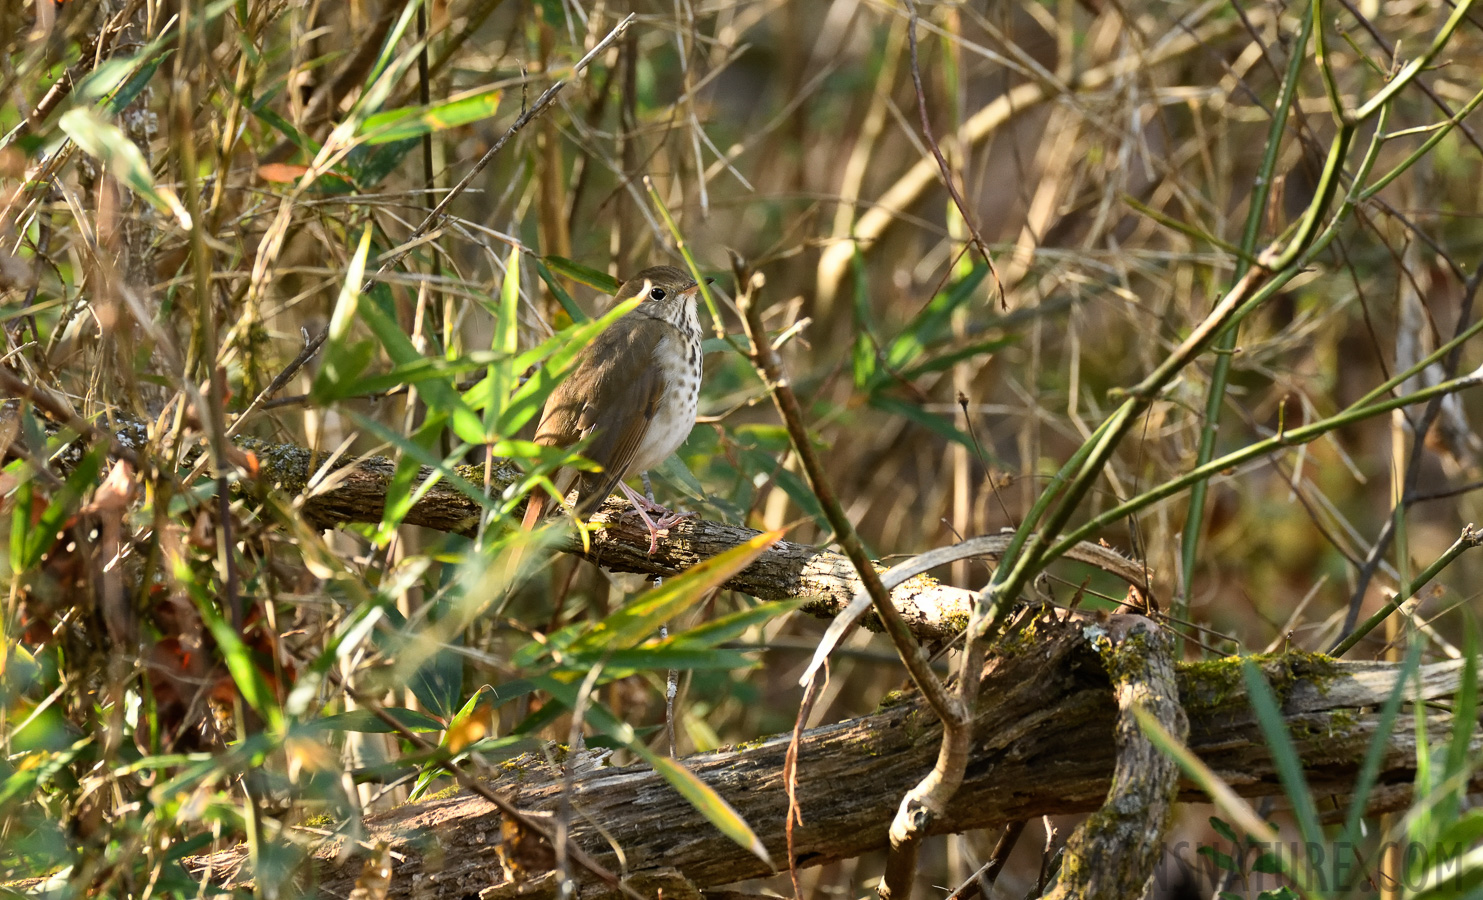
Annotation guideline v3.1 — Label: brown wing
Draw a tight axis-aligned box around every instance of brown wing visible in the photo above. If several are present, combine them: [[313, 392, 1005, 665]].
[[532, 316, 665, 517]]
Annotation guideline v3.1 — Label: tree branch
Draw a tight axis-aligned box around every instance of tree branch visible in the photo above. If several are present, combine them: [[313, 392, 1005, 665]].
[[182, 614, 1471, 899]]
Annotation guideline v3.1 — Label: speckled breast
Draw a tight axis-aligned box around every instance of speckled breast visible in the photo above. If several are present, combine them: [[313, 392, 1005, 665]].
[[631, 330, 702, 473]]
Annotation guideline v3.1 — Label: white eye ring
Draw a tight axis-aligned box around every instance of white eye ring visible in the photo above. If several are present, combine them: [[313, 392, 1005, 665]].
[[649, 286, 666, 300]]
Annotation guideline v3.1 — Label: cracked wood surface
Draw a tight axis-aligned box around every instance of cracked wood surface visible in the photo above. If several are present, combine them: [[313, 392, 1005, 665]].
[[187, 616, 1475, 900], [244, 434, 981, 639]]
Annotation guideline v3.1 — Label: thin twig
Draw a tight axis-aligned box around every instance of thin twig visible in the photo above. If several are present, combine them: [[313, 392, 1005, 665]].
[[731, 252, 964, 900], [279, 13, 638, 388], [1331, 525, 1483, 657], [343, 683, 648, 900], [1339, 260, 1483, 637], [943, 821, 1026, 900], [903, 0, 1002, 305]]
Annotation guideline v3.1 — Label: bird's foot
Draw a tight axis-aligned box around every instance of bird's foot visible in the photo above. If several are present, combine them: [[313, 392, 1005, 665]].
[[617, 483, 695, 554]]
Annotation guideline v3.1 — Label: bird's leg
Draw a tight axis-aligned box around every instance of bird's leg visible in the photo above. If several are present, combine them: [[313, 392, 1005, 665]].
[[616, 480, 694, 554]]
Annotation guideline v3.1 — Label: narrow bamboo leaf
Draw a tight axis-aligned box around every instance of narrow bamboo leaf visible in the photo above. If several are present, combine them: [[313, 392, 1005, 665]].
[[663, 599, 804, 648], [701, 332, 750, 355], [644, 750, 774, 867], [487, 248, 522, 432], [360, 88, 501, 144], [741, 448, 826, 525], [509, 612, 592, 668], [59, 108, 192, 228], [312, 708, 445, 734], [515, 527, 774, 668], [409, 648, 462, 722], [339, 134, 422, 189], [535, 257, 588, 324], [652, 454, 707, 504], [529, 677, 772, 866], [18, 445, 105, 571], [868, 395, 973, 448], [248, 99, 321, 158], [313, 227, 375, 398], [1443, 624, 1478, 815], [378, 413, 447, 539], [850, 249, 878, 388], [441, 686, 491, 751], [1240, 662, 1324, 849], [409, 685, 492, 800], [542, 255, 620, 294], [554, 647, 757, 675], [899, 336, 1016, 381], [349, 412, 495, 512], [354, 294, 485, 444], [285, 598, 391, 717], [1209, 816, 1239, 843], [339, 351, 499, 398], [1134, 707, 1308, 891], [188, 585, 284, 733], [886, 263, 988, 370], [565, 530, 783, 656]]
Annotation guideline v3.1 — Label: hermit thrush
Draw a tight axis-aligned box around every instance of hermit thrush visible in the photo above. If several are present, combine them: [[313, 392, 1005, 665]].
[[520, 266, 704, 553]]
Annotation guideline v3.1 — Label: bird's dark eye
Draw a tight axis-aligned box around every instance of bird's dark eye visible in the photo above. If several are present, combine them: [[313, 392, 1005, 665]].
[[649, 287, 666, 301]]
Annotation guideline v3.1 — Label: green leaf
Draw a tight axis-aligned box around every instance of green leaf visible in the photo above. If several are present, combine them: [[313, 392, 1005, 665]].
[[663, 599, 804, 648], [188, 583, 284, 733], [564, 530, 783, 657], [1197, 846, 1235, 871], [701, 332, 751, 356], [1241, 662, 1323, 849], [487, 298, 640, 437], [653, 454, 708, 505], [59, 108, 192, 228], [409, 647, 463, 723], [1252, 852, 1282, 874], [543, 255, 620, 295], [885, 263, 989, 371], [898, 335, 1016, 381], [248, 98, 321, 159], [1208, 816, 1239, 843], [741, 448, 825, 526], [487, 247, 522, 432], [348, 412, 496, 513], [850, 248, 878, 388], [332, 351, 499, 400], [868, 394, 974, 448], [353, 288, 485, 444], [529, 677, 771, 866], [535, 258, 589, 324], [409, 685, 492, 800], [344, 137, 421, 188], [14, 445, 105, 573], [1440, 622, 1478, 823], [1339, 638, 1421, 865], [313, 708, 445, 734], [554, 647, 756, 676], [313, 226, 376, 398], [378, 412, 448, 539], [645, 752, 773, 867], [359, 87, 502, 144]]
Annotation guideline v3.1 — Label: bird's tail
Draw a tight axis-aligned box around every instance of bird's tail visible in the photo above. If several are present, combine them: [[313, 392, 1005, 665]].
[[503, 469, 576, 591]]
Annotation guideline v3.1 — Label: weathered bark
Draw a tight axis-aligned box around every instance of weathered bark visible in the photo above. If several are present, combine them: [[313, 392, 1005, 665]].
[[237, 433, 981, 640], [185, 615, 1470, 900], [1043, 618, 1185, 900]]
